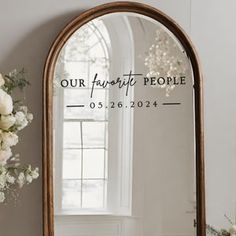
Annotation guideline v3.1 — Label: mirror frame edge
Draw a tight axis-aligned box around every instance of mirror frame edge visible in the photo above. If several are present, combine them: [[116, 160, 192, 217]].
[[42, 2, 205, 236]]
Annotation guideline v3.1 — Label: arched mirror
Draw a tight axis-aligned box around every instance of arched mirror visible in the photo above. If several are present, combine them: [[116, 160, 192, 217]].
[[43, 2, 205, 236]]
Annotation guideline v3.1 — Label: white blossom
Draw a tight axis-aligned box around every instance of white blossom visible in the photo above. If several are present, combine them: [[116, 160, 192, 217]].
[[15, 111, 25, 123], [0, 89, 13, 115], [15, 111, 28, 130], [26, 174, 33, 183], [0, 114, 16, 130], [0, 148, 12, 165], [229, 225, 236, 235], [17, 172, 25, 188], [31, 168, 39, 179], [1, 132, 18, 149], [6, 174, 15, 184], [0, 192, 5, 203], [26, 113, 33, 122], [25, 166, 39, 184], [0, 174, 6, 189]]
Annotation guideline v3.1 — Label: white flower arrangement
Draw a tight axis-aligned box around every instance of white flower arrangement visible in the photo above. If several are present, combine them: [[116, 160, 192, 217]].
[[0, 69, 39, 203]]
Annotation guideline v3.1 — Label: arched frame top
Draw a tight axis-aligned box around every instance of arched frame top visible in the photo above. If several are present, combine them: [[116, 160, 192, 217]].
[[43, 2, 205, 236]]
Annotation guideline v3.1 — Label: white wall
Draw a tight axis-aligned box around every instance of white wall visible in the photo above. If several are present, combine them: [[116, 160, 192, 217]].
[[0, 0, 234, 235], [191, 0, 236, 229]]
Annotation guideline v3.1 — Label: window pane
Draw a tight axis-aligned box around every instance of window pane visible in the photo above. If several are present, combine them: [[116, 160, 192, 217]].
[[64, 89, 107, 120], [88, 43, 105, 61], [82, 180, 105, 208], [95, 21, 111, 49], [63, 150, 81, 179], [90, 58, 109, 80], [62, 180, 81, 209], [64, 24, 97, 61], [64, 62, 88, 83], [83, 149, 105, 179], [58, 19, 110, 213], [63, 122, 81, 148], [83, 122, 106, 148], [104, 150, 108, 179], [86, 32, 101, 51]]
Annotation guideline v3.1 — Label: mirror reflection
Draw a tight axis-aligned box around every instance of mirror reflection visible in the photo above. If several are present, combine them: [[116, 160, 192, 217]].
[[53, 12, 196, 236]]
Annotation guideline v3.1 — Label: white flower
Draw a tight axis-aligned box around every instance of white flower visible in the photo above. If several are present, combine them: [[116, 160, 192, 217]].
[[1, 132, 18, 149], [229, 225, 236, 235], [0, 148, 12, 165], [0, 69, 37, 203], [26, 113, 33, 122], [17, 172, 25, 188], [15, 111, 25, 123], [0, 74, 5, 87], [31, 168, 39, 179], [0, 192, 5, 203], [26, 174, 33, 183], [0, 174, 6, 189], [15, 111, 28, 130], [0, 165, 7, 174], [6, 174, 15, 184], [0, 89, 13, 115], [0, 114, 16, 130]]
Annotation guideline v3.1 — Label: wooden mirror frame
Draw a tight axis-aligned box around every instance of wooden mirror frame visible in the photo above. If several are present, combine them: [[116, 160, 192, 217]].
[[43, 2, 205, 236]]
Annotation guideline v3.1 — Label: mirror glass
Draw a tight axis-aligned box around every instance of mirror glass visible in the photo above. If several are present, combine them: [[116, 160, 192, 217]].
[[52, 12, 196, 236]]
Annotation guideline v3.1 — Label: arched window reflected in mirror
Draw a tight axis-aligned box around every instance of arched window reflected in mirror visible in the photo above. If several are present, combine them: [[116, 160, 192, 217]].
[[53, 16, 136, 215], [53, 19, 111, 213]]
